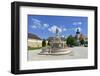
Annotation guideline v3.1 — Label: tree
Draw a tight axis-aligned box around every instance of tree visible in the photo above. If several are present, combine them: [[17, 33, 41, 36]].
[[80, 39, 84, 45], [79, 34, 84, 41], [79, 34, 85, 45], [84, 40, 88, 47], [42, 39, 46, 47], [66, 35, 77, 47], [48, 40, 50, 46], [85, 41, 88, 44]]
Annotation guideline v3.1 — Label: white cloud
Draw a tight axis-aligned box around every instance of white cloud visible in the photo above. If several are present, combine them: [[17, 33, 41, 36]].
[[73, 22, 82, 25], [31, 18, 49, 29], [78, 22, 82, 25], [61, 26, 75, 31], [62, 35, 64, 38], [43, 23, 49, 27], [63, 28, 67, 31], [69, 28, 75, 30], [32, 25, 37, 28], [48, 25, 62, 33], [32, 18, 41, 23], [31, 18, 41, 29]]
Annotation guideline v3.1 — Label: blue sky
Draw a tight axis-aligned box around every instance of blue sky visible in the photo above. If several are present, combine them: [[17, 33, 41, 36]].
[[28, 15, 88, 39]]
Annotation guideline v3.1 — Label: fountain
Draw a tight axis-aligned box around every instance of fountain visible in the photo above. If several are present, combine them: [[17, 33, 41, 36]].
[[39, 28, 72, 55]]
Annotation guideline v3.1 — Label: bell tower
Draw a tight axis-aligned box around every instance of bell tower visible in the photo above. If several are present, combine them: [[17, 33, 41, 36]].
[[76, 28, 80, 39]]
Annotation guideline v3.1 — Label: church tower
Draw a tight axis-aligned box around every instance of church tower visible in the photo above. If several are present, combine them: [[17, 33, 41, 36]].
[[75, 27, 81, 45], [76, 28, 80, 40]]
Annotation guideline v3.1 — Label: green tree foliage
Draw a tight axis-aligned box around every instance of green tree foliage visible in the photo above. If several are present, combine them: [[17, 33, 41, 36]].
[[48, 40, 50, 46], [79, 34, 85, 45], [85, 41, 88, 44], [66, 35, 77, 47], [84, 40, 88, 47], [42, 39, 46, 47], [80, 39, 84, 45]]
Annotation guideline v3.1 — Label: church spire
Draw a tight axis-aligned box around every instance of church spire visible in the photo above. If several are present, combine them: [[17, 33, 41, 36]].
[[76, 28, 80, 34]]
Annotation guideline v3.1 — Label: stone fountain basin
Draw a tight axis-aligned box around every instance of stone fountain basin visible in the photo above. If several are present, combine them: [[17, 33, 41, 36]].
[[39, 48, 72, 55]]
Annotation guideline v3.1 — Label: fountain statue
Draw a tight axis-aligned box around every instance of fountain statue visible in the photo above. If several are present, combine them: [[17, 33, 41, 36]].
[[39, 28, 72, 55]]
